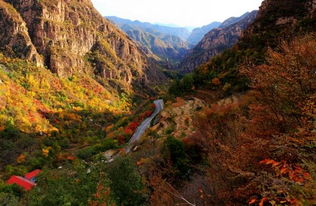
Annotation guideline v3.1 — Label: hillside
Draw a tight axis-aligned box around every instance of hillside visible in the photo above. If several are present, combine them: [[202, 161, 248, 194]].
[[0, 0, 165, 89], [0, 0, 166, 204], [179, 11, 257, 73], [187, 21, 221, 46], [192, 0, 316, 92], [165, 0, 316, 204], [107, 16, 190, 65]]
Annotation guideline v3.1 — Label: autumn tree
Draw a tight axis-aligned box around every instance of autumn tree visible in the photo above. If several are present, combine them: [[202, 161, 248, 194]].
[[241, 34, 316, 130]]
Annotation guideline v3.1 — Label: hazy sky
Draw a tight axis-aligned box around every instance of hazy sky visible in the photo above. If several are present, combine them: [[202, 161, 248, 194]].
[[91, 0, 263, 27]]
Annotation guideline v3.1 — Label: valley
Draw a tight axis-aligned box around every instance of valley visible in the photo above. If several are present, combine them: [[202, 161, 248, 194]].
[[107, 12, 257, 69], [0, 0, 315, 205]]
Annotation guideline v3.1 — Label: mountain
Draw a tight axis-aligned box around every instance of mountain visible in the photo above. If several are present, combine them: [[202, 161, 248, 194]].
[[166, 1, 316, 205], [186, 12, 256, 47], [108, 16, 190, 65], [0, 0, 166, 170], [179, 11, 258, 73], [192, 0, 316, 93], [187, 21, 221, 46], [219, 11, 254, 28], [107, 16, 191, 41], [0, 0, 165, 90]]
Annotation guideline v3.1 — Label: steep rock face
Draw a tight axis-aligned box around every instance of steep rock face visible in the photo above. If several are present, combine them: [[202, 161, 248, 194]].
[[0, 1, 43, 65], [179, 11, 257, 73], [2, 0, 163, 87]]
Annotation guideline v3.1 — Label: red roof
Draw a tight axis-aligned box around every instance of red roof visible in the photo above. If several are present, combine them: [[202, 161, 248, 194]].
[[24, 169, 41, 180], [7, 176, 36, 191]]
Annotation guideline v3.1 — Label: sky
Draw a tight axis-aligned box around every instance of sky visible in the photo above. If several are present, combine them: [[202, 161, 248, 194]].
[[91, 0, 263, 28]]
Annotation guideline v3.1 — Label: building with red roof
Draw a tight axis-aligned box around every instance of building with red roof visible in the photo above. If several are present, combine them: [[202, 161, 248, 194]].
[[7, 169, 42, 191], [24, 169, 41, 180], [7, 176, 36, 191]]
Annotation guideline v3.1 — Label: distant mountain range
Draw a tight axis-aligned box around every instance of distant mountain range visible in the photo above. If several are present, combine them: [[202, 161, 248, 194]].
[[107, 12, 259, 68], [107, 16, 191, 41], [219, 11, 255, 28], [107, 16, 190, 65], [187, 22, 221, 46], [179, 11, 258, 73]]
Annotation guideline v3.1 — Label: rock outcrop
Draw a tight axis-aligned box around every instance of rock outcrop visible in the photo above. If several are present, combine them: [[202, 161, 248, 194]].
[[179, 11, 257, 73], [0, 1, 43, 66], [0, 0, 164, 88]]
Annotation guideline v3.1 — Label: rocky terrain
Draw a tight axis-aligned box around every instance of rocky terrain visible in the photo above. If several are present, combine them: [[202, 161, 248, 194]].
[[0, 0, 165, 90], [179, 10, 257, 73]]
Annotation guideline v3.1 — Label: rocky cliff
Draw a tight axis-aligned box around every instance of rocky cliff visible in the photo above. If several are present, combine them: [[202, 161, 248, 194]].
[[0, 1, 43, 66], [0, 0, 164, 89], [179, 11, 257, 73]]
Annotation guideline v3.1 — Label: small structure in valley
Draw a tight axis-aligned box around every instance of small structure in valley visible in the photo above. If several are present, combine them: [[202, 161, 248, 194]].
[[7, 169, 42, 191]]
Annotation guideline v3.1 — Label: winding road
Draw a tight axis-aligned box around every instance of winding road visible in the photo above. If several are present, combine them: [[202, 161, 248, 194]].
[[106, 99, 164, 162], [125, 99, 164, 153]]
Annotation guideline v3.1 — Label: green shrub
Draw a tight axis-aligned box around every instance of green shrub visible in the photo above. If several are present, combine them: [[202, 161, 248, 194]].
[[77, 146, 98, 159], [163, 136, 191, 178], [0, 192, 20, 206], [0, 180, 23, 197], [5, 165, 28, 177], [107, 157, 147, 206], [99, 138, 119, 151], [169, 74, 194, 96], [0, 124, 22, 140], [77, 138, 118, 159]]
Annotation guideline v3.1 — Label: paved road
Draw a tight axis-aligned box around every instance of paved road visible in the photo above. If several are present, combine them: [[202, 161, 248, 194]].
[[125, 99, 164, 153], [105, 99, 164, 162]]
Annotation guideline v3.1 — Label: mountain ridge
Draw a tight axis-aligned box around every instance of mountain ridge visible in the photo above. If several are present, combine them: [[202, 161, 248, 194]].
[[179, 10, 258, 73], [187, 21, 221, 46], [107, 16, 191, 41], [107, 16, 190, 65]]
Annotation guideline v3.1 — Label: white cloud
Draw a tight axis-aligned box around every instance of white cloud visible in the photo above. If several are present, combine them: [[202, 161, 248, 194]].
[[92, 0, 263, 27]]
